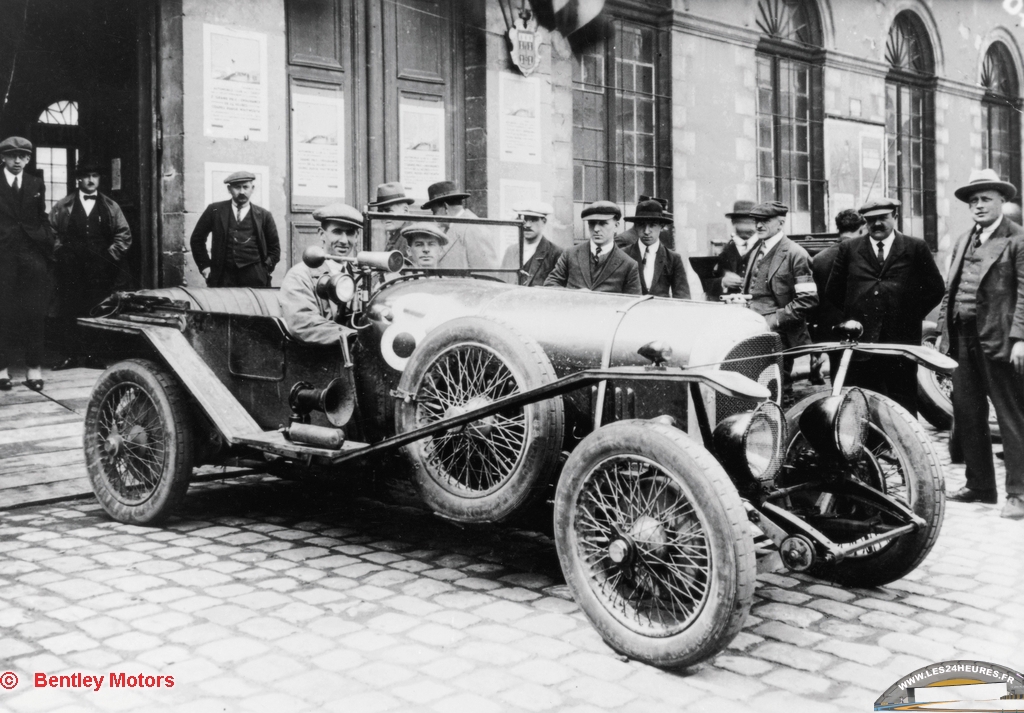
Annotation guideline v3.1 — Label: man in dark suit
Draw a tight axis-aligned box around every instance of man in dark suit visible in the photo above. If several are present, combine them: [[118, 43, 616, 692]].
[[545, 200, 641, 295], [0, 137, 53, 392], [190, 171, 280, 287], [622, 199, 689, 299], [707, 200, 758, 301], [825, 198, 945, 414], [423, 180, 500, 270], [940, 169, 1024, 518], [615, 195, 673, 250], [811, 209, 867, 383], [500, 201, 563, 286]]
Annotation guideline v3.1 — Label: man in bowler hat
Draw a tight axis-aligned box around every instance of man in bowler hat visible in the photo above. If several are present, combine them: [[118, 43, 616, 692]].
[[545, 200, 641, 295], [940, 169, 1024, 518], [51, 160, 133, 370], [708, 200, 758, 301], [423, 180, 499, 269], [190, 170, 280, 287], [0, 137, 53, 392], [622, 199, 689, 298]]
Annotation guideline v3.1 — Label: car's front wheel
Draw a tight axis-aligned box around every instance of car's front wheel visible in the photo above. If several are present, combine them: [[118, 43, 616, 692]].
[[554, 420, 755, 668], [84, 359, 194, 525]]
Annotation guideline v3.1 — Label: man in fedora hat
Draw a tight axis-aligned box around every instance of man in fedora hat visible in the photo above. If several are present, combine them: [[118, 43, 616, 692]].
[[622, 199, 689, 299], [280, 202, 362, 346], [499, 201, 563, 286], [824, 198, 944, 412], [369, 182, 415, 255], [190, 170, 280, 288], [708, 200, 758, 301], [422, 180, 499, 270], [615, 195, 671, 249], [545, 200, 641, 295], [51, 160, 133, 371], [940, 168, 1024, 518], [403, 223, 449, 269], [0, 136, 53, 392]]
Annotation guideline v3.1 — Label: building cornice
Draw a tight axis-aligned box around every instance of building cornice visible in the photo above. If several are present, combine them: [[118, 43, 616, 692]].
[[821, 51, 888, 79], [934, 77, 985, 102], [670, 10, 759, 49]]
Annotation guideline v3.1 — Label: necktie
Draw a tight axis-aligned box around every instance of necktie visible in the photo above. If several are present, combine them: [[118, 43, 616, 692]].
[[82, 194, 96, 201], [970, 224, 984, 252], [235, 206, 242, 222], [12, 176, 19, 195], [876, 240, 885, 263], [643, 247, 652, 266]]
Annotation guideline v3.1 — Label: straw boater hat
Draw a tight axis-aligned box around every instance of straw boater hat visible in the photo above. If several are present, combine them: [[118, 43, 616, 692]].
[[514, 201, 554, 219], [368, 182, 415, 208], [624, 199, 673, 225], [954, 168, 1018, 202], [421, 181, 470, 210]]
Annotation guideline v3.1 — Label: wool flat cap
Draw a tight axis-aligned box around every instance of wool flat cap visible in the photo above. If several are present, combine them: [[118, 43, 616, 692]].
[[401, 222, 449, 245], [858, 197, 901, 217], [223, 170, 256, 185], [0, 136, 32, 155], [726, 199, 756, 219], [369, 182, 415, 208], [748, 201, 789, 219], [954, 168, 1018, 202], [624, 199, 673, 224], [312, 202, 363, 229], [515, 201, 554, 218], [581, 200, 621, 221]]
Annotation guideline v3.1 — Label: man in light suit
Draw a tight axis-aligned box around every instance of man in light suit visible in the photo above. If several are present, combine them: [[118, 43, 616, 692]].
[[545, 200, 641, 295], [824, 198, 945, 414], [500, 201, 563, 286], [940, 169, 1024, 518], [190, 171, 281, 287], [423, 180, 500, 270], [0, 136, 53, 392], [621, 199, 689, 299]]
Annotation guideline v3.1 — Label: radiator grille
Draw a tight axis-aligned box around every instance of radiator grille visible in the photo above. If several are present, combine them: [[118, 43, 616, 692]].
[[715, 333, 783, 424]]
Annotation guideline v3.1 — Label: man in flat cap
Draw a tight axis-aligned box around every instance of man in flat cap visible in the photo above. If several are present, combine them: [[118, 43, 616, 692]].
[[279, 203, 362, 346], [51, 160, 132, 371], [500, 201, 563, 286], [403, 223, 449, 269], [622, 199, 689, 299], [422, 180, 500, 270], [190, 170, 280, 288], [0, 136, 53, 392], [824, 197, 943, 412], [939, 169, 1024, 518], [708, 200, 758, 301], [545, 200, 641, 295], [743, 201, 817, 394], [369, 182, 415, 256]]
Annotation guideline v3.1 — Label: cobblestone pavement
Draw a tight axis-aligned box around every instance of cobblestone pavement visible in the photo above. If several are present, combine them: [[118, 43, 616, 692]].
[[1, 427, 1022, 713]]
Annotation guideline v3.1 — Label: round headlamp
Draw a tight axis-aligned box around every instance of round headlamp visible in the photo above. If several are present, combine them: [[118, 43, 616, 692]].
[[798, 388, 870, 461], [315, 273, 356, 305], [713, 401, 786, 485]]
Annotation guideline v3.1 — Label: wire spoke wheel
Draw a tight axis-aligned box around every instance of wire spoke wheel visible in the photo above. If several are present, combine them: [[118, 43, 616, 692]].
[[95, 383, 169, 505], [575, 455, 711, 636]]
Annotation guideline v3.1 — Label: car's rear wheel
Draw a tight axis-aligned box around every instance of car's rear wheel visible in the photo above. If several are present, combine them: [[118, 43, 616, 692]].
[[395, 317, 564, 523], [84, 359, 194, 525], [554, 420, 754, 668], [782, 389, 944, 587], [917, 331, 954, 430]]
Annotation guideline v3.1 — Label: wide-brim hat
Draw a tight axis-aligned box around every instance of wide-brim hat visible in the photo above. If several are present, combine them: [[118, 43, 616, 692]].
[[624, 199, 673, 225], [725, 199, 756, 219], [401, 222, 449, 245], [954, 168, 1018, 202], [312, 202, 363, 229], [422, 181, 470, 210], [369, 181, 415, 208], [0, 136, 32, 155]]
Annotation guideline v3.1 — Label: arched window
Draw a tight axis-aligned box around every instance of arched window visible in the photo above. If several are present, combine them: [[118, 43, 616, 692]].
[[755, 0, 825, 234], [885, 12, 935, 245], [981, 42, 1021, 194], [35, 100, 80, 211]]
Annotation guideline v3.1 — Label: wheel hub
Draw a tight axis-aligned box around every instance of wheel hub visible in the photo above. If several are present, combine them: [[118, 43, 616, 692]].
[[630, 515, 668, 557], [104, 432, 124, 456], [445, 396, 495, 437], [780, 535, 816, 572]]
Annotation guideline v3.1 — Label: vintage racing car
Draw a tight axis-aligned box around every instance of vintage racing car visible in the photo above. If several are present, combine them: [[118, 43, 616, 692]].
[[79, 213, 956, 668]]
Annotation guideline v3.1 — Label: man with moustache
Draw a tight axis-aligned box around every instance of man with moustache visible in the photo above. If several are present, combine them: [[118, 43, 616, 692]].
[[499, 201, 563, 286], [545, 201, 641, 295], [622, 199, 689, 298], [824, 198, 944, 414], [708, 200, 758, 301], [190, 171, 280, 287], [279, 203, 361, 345], [0, 137, 53, 392], [940, 169, 1024, 518], [51, 160, 132, 370]]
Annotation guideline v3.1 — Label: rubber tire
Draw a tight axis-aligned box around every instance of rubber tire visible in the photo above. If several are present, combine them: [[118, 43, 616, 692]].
[[84, 358, 194, 525], [554, 420, 755, 668], [395, 316, 564, 524], [917, 333, 953, 431], [784, 389, 945, 587]]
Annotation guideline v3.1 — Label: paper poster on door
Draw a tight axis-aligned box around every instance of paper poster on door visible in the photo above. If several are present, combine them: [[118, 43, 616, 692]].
[[399, 98, 446, 202], [291, 91, 345, 206], [203, 24, 269, 141]]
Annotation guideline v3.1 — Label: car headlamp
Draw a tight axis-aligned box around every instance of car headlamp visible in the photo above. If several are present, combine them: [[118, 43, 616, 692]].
[[315, 273, 356, 305], [713, 401, 786, 485], [798, 388, 869, 461]]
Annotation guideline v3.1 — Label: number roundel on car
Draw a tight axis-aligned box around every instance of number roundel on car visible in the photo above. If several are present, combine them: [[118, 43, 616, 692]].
[[381, 324, 427, 371]]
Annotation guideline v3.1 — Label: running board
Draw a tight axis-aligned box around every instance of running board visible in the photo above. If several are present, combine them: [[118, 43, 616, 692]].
[[234, 430, 369, 461]]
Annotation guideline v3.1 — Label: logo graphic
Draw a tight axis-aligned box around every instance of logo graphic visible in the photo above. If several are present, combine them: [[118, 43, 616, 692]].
[[875, 659, 1024, 711], [0, 672, 17, 690], [508, 15, 539, 77]]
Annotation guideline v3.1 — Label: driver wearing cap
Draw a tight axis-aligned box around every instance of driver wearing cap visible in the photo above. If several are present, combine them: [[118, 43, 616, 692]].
[[279, 202, 360, 345]]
